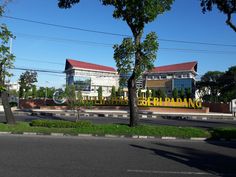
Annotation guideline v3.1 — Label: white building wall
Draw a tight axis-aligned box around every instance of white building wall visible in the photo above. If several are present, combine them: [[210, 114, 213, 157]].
[[68, 68, 119, 97]]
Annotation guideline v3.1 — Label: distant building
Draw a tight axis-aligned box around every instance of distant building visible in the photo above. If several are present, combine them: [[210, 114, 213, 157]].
[[144, 61, 198, 97], [64, 59, 119, 97], [5, 82, 20, 91]]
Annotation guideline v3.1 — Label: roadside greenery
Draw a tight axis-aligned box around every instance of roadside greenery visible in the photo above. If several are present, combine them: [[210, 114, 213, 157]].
[[0, 120, 216, 138], [210, 127, 236, 140], [197, 66, 236, 103], [1, 120, 236, 139]]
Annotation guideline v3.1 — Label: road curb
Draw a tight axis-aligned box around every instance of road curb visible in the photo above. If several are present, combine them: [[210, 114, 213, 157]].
[[10, 110, 236, 121], [1, 131, 236, 141]]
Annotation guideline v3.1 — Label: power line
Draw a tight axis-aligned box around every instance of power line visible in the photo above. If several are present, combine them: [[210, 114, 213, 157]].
[[160, 47, 236, 54], [3, 15, 130, 37], [12, 67, 64, 74], [158, 39, 236, 47], [16, 57, 65, 66], [15, 33, 236, 55], [3, 15, 236, 47], [16, 33, 113, 47]]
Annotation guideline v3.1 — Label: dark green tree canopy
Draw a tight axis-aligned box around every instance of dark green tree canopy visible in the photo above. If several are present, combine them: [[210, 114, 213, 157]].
[[58, 0, 80, 8], [19, 70, 38, 92], [102, 0, 173, 34], [197, 71, 224, 100], [219, 66, 236, 102], [114, 32, 158, 80], [201, 0, 236, 32], [0, 1, 16, 124]]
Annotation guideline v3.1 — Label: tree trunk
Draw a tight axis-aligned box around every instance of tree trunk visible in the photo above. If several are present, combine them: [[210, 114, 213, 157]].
[[127, 30, 143, 127], [1, 91, 15, 124], [128, 75, 139, 127]]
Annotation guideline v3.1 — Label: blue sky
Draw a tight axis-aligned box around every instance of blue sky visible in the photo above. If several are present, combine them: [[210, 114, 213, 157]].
[[2, 0, 236, 88]]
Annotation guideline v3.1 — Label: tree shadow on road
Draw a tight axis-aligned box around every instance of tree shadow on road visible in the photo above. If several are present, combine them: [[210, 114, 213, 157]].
[[130, 142, 236, 177]]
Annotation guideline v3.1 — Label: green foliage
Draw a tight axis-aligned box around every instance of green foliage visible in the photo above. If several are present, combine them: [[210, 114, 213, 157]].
[[114, 32, 158, 81], [102, 0, 174, 24], [0, 5, 15, 87], [0, 3, 16, 124], [172, 88, 178, 100], [197, 67, 235, 102], [58, 0, 80, 8], [97, 86, 103, 100], [156, 89, 166, 99], [29, 120, 209, 138], [36, 87, 45, 98], [19, 86, 24, 98], [146, 88, 150, 97], [197, 71, 223, 102], [76, 87, 83, 101], [65, 84, 77, 109], [31, 120, 93, 128], [111, 86, 116, 98], [116, 87, 123, 97], [219, 66, 236, 102], [18, 70, 38, 98], [185, 88, 192, 99], [179, 88, 185, 100], [210, 127, 236, 140], [58, 0, 174, 127], [9, 102, 17, 107], [32, 85, 37, 99], [201, 0, 236, 32], [114, 38, 134, 78]]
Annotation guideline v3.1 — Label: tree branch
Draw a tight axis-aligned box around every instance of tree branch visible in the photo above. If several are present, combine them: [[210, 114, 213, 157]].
[[226, 13, 236, 32]]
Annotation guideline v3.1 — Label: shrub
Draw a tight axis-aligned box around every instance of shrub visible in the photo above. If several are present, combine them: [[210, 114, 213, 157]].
[[30, 120, 93, 128], [210, 127, 236, 140], [9, 102, 18, 107]]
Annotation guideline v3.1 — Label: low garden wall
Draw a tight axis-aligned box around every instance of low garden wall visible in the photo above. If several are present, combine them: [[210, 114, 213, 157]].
[[20, 99, 209, 113], [202, 102, 230, 113]]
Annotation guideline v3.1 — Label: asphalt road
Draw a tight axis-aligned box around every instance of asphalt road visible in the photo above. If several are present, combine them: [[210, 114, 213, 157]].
[[0, 135, 235, 177], [1, 114, 236, 129]]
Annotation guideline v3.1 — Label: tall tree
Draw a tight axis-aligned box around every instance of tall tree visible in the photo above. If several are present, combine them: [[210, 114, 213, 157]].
[[58, 0, 174, 126], [0, 2, 15, 124], [18, 70, 38, 98], [31, 85, 37, 99], [201, 0, 236, 32], [117, 86, 123, 97], [185, 88, 192, 99], [197, 71, 224, 102], [179, 88, 185, 100], [111, 86, 116, 99], [219, 66, 236, 102], [172, 88, 178, 100], [65, 84, 77, 109], [146, 88, 151, 98], [97, 86, 103, 101]]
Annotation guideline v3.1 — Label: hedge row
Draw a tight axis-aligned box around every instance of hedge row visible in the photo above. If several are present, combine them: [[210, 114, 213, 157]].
[[30, 120, 93, 128]]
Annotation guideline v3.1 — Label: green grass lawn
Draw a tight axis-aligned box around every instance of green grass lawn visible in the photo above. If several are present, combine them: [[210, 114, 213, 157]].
[[0, 120, 211, 138]]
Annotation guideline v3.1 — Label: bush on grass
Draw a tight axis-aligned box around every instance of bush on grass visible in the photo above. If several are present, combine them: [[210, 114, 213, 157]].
[[210, 127, 236, 140], [30, 120, 93, 128]]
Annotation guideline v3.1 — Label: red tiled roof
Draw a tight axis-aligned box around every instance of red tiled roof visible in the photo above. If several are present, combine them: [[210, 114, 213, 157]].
[[66, 59, 116, 72], [149, 61, 197, 73]]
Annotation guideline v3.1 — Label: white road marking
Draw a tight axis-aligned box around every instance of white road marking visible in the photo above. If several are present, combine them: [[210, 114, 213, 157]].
[[127, 169, 212, 175]]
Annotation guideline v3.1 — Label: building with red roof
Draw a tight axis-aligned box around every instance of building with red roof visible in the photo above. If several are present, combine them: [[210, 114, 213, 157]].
[[144, 61, 198, 97], [65, 59, 119, 97]]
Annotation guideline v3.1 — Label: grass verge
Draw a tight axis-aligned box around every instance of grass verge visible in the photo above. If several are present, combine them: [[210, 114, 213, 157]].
[[0, 120, 211, 138], [209, 127, 236, 140]]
